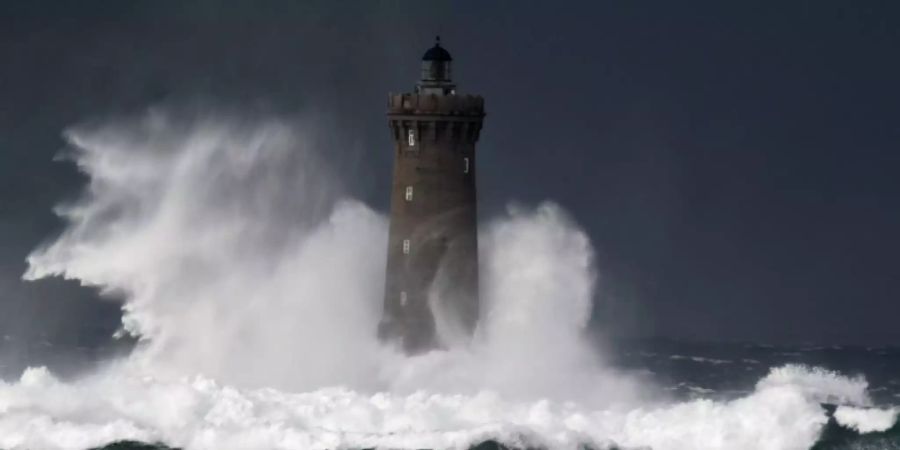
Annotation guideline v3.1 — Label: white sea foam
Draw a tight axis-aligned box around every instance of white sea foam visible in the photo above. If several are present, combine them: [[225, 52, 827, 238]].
[[834, 405, 898, 433], [8, 112, 896, 449], [0, 364, 892, 450], [668, 355, 732, 365]]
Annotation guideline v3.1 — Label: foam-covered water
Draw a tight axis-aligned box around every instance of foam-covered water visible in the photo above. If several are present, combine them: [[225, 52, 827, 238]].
[[4, 113, 896, 449], [1, 363, 895, 450]]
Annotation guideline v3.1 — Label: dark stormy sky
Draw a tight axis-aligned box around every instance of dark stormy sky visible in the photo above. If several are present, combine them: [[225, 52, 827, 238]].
[[1, 1, 899, 354]]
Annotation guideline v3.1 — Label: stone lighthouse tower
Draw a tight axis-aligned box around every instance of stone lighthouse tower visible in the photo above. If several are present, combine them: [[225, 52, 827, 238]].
[[379, 37, 485, 353]]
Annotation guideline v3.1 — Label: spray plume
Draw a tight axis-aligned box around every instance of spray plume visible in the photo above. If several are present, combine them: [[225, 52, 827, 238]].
[[2, 112, 893, 449]]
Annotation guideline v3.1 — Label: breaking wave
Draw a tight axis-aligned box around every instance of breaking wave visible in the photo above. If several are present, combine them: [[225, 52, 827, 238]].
[[5, 112, 895, 449]]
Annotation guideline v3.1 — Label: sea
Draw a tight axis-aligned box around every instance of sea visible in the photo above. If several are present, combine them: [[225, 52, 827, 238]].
[[611, 338, 900, 450], [1, 335, 897, 450]]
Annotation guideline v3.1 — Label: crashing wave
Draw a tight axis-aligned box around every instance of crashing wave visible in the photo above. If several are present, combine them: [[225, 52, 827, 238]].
[[8, 113, 897, 450]]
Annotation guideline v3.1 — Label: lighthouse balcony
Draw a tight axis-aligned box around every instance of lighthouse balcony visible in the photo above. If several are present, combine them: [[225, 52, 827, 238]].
[[388, 93, 485, 117]]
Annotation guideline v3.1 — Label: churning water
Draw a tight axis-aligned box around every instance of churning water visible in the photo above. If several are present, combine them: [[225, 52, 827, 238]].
[[1, 113, 897, 449]]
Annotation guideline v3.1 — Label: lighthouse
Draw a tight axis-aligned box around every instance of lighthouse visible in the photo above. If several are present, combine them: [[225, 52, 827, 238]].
[[379, 37, 485, 353]]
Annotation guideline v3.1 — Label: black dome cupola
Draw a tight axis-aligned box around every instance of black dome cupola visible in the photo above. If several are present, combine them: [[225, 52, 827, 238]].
[[422, 36, 453, 61]]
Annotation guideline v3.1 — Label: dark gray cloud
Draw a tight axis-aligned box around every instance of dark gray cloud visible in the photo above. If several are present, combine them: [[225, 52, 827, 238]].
[[1, 0, 899, 363]]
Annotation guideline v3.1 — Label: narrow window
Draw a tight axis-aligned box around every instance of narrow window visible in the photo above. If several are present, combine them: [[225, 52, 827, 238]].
[[405, 186, 413, 201], [400, 291, 408, 306], [463, 157, 470, 174], [408, 129, 415, 147], [402, 239, 410, 254]]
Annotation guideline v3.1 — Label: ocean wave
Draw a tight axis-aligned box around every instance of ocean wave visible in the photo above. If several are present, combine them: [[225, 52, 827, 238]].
[[11, 112, 897, 450], [0, 364, 895, 450]]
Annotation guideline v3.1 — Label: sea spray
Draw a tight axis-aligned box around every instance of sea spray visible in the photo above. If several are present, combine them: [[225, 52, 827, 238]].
[[24, 115, 386, 392], [6, 112, 896, 449]]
